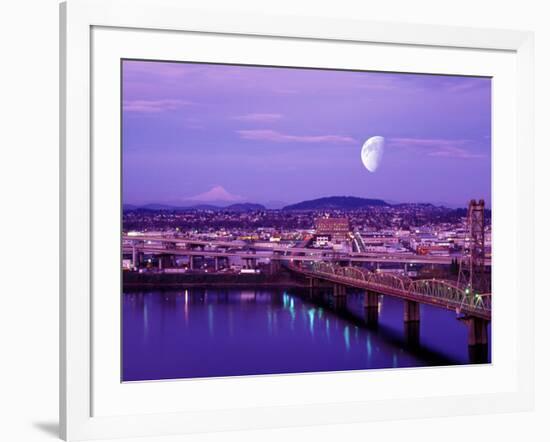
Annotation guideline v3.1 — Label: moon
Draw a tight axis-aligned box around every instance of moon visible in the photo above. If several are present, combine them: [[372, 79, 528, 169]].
[[361, 136, 385, 172]]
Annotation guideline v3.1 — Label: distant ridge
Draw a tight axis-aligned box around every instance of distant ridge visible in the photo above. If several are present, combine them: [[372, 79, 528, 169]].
[[283, 196, 389, 211], [223, 203, 265, 211], [123, 197, 474, 212], [391, 202, 436, 208], [123, 202, 266, 212]]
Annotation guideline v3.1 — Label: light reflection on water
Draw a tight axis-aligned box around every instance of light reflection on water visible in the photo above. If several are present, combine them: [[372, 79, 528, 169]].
[[122, 288, 490, 382]]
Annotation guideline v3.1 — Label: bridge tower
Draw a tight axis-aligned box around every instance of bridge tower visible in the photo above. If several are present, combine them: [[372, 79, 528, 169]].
[[458, 199, 489, 293]]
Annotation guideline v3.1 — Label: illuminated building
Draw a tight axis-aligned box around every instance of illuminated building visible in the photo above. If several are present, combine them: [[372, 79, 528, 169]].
[[314, 217, 350, 242]]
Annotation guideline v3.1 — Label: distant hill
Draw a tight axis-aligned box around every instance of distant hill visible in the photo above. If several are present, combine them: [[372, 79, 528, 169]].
[[391, 202, 436, 209], [184, 204, 220, 210], [123, 202, 265, 212], [224, 203, 265, 211], [138, 203, 188, 210], [283, 196, 389, 211], [264, 200, 289, 210]]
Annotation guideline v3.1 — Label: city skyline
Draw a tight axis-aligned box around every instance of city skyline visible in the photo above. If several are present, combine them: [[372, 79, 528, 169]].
[[123, 60, 491, 208]]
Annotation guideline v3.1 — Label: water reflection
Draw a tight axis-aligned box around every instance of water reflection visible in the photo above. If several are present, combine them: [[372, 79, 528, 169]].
[[122, 287, 490, 381], [343, 326, 350, 351]]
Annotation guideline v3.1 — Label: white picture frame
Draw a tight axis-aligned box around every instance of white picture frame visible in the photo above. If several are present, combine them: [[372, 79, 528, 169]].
[[60, 0, 534, 440]]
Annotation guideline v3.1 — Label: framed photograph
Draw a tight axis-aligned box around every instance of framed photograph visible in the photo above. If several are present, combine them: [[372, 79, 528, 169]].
[[60, 0, 534, 440]]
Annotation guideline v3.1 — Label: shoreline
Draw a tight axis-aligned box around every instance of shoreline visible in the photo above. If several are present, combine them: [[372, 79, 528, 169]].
[[122, 270, 307, 291], [123, 281, 308, 290]]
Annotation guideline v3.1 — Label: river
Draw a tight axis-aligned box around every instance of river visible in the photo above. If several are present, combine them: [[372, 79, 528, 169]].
[[122, 287, 491, 381]]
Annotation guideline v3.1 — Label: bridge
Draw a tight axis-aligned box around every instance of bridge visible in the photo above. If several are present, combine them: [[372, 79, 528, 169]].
[[287, 261, 491, 347], [122, 234, 492, 266], [122, 245, 264, 270]]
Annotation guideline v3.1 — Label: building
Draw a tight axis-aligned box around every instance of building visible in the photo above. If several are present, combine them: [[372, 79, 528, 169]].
[[314, 217, 350, 242], [313, 234, 331, 247], [360, 232, 399, 246]]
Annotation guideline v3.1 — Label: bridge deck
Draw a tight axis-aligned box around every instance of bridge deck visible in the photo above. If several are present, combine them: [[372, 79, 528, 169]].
[[288, 263, 491, 321], [122, 235, 491, 266]]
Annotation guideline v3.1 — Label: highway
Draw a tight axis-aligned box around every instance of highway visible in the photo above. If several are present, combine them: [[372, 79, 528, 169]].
[[123, 234, 491, 266]]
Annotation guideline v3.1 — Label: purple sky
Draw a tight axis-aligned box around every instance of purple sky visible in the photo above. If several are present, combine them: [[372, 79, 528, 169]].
[[122, 60, 491, 208]]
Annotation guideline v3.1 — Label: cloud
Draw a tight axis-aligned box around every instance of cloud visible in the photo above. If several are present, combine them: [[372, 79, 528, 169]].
[[354, 76, 400, 91], [445, 78, 490, 93], [232, 113, 283, 122], [274, 88, 299, 95], [187, 185, 244, 202], [123, 99, 193, 113], [123, 61, 195, 79], [427, 146, 486, 159], [183, 117, 204, 130], [354, 74, 490, 95], [237, 129, 355, 144], [388, 137, 486, 159]]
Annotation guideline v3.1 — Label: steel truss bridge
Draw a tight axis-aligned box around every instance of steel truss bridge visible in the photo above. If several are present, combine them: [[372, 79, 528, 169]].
[[289, 261, 491, 321]]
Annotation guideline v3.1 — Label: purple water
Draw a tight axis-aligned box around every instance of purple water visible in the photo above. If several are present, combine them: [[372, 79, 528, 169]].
[[122, 288, 490, 381]]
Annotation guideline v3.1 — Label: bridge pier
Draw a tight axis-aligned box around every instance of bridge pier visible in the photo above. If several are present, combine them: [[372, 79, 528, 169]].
[[404, 300, 420, 322], [333, 295, 347, 310], [466, 317, 489, 363], [131, 241, 145, 269], [189, 255, 194, 270], [404, 321, 420, 347], [468, 344, 489, 363], [269, 259, 281, 275], [220, 257, 228, 270], [363, 291, 379, 327], [131, 247, 144, 269], [333, 284, 346, 297], [158, 254, 174, 271], [364, 307, 378, 327], [467, 317, 488, 346], [132, 250, 139, 268], [363, 291, 379, 308], [243, 258, 257, 269]]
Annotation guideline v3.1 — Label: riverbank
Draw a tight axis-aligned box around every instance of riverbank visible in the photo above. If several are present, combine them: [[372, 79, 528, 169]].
[[123, 270, 307, 290]]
